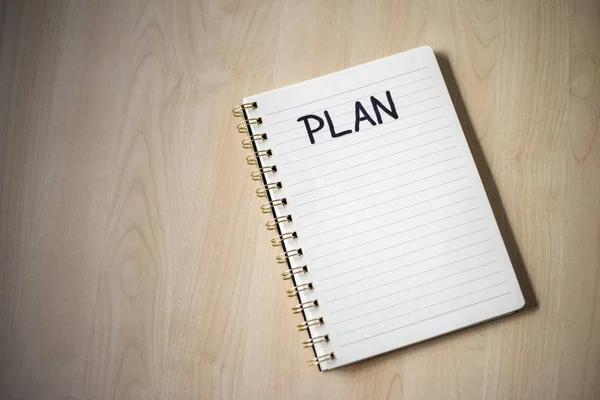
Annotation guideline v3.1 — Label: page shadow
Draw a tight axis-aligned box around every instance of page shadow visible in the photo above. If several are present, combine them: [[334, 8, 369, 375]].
[[435, 53, 538, 312]]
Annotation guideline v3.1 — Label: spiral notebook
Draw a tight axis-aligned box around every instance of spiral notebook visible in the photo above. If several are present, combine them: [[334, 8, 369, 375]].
[[232, 46, 524, 371]]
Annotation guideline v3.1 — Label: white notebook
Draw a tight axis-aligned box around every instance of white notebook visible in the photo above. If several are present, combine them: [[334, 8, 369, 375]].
[[232, 46, 524, 371]]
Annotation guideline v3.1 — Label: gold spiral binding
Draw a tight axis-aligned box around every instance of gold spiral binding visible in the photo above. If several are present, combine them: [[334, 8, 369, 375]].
[[302, 334, 329, 348], [286, 282, 313, 297], [251, 166, 277, 181], [282, 265, 307, 280], [276, 248, 302, 263], [233, 100, 331, 370], [297, 317, 323, 331], [232, 102, 257, 117], [292, 300, 319, 314], [265, 215, 292, 230], [261, 199, 287, 214], [308, 352, 335, 367], [237, 118, 262, 134], [246, 149, 271, 165], [271, 231, 296, 246], [255, 182, 281, 197], [242, 133, 267, 149]]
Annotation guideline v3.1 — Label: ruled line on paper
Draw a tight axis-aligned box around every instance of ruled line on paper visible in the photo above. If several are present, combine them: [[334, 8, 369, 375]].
[[295, 165, 465, 208], [277, 105, 445, 155], [291, 149, 458, 196], [310, 202, 478, 253], [321, 249, 496, 291], [311, 207, 481, 258], [328, 263, 500, 309], [316, 221, 485, 271], [274, 94, 439, 142], [290, 143, 455, 188], [317, 230, 490, 275], [319, 239, 492, 282], [304, 191, 474, 240], [300, 177, 468, 219], [283, 122, 450, 175], [330, 266, 502, 319], [269, 78, 435, 126], [304, 197, 477, 244], [337, 292, 512, 347], [292, 154, 460, 198], [265, 66, 429, 117], [337, 281, 508, 338]]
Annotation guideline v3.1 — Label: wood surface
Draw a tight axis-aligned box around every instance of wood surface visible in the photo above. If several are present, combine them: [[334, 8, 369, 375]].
[[1, 0, 599, 399]]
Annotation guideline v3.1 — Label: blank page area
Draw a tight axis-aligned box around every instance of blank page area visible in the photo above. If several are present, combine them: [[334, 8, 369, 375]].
[[244, 46, 524, 370]]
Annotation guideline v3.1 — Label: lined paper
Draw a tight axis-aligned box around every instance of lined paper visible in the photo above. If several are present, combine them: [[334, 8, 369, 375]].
[[243, 46, 524, 370]]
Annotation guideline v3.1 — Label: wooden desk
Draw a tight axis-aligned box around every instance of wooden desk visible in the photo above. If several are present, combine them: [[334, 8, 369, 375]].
[[1, 1, 599, 398]]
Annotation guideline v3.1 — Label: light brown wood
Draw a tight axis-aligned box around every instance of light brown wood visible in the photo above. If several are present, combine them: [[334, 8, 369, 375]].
[[1, 1, 599, 399]]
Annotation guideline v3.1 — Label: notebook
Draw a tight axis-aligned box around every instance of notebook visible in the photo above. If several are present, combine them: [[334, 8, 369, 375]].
[[232, 46, 525, 371]]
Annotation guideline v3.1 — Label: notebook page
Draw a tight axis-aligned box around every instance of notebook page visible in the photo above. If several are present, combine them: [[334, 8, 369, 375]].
[[243, 46, 524, 370]]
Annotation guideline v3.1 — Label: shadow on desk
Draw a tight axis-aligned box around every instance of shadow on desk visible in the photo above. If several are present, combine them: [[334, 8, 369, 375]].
[[435, 52, 538, 312]]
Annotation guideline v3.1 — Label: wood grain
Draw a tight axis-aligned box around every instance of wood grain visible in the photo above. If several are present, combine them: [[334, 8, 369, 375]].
[[1, 0, 599, 399]]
